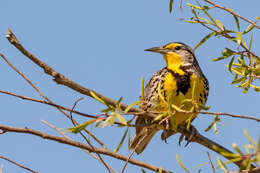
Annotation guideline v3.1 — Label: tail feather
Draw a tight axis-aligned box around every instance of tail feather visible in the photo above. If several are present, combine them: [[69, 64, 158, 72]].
[[130, 129, 157, 154]]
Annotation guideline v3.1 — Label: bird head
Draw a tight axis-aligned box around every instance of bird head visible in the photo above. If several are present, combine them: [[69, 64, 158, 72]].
[[145, 42, 196, 72]]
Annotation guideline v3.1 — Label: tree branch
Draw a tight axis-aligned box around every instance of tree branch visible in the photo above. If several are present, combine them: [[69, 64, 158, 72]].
[[0, 155, 38, 173], [204, 0, 260, 29], [0, 125, 171, 173]]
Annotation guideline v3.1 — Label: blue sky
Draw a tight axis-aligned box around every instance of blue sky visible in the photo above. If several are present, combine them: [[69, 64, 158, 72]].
[[0, 0, 259, 173]]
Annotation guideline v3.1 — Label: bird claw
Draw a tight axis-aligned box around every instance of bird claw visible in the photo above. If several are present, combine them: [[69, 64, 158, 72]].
[[178, 124, 198, 147], [178, 134, 184, 146]]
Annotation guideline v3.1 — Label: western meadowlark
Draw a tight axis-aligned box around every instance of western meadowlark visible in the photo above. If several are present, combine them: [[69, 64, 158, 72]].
[[130, 42, 209, 154]]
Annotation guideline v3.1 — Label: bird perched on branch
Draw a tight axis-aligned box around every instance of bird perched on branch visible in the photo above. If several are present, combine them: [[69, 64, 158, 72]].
[[130, 42, 209, 154]]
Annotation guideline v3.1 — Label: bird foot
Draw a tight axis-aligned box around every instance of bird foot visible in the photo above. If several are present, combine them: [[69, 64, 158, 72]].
[[178, 124, 198, 147]]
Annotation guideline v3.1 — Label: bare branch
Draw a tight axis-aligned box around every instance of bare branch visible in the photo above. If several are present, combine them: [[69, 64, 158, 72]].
[[5, 29, 139, 114], [0, 155, 38, 173], [206, 152, 215, 173], [41, 120, 118, 173], [0, 125, 171, 173], [0, 89, 96, 119], [199, 111, 260, 122], [69, 98, 112, 173]]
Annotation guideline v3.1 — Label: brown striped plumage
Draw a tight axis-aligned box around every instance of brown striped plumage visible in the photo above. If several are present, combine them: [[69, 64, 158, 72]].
[[130, 42, 209, 154]]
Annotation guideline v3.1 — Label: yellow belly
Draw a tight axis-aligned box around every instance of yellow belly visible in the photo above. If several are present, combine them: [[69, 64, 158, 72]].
[[157, 73, 206, 125]]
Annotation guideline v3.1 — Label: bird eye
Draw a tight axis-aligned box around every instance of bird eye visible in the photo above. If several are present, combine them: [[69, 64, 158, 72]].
[[175, 46, 181, 50]]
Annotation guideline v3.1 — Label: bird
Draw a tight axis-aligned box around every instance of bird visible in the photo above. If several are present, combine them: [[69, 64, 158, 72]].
[[130, 42, 209, 154]]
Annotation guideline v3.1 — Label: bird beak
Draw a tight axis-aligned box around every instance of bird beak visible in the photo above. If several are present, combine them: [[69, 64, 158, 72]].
[[145, 46, 168, 54]]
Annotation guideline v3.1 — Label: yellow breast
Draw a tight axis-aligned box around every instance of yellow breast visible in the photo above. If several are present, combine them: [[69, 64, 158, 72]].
[[161, 73, 206, 125]]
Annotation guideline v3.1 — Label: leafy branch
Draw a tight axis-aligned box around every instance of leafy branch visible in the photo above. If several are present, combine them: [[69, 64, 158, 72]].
[[170, 0, 260, 93]]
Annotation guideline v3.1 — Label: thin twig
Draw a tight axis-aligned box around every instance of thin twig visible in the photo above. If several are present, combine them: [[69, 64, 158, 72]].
[[0, 47, 114, 172], [121, 150, 135, 173], [193, 15, 260, 60], [0, 155, 38, 173], [70, 98, 113, 173], [0, 89, 99, 119], [41, 120, 118, 173], [0, 90, 137, 127], [204, 0, 260, 29], [199, 111, 260, 122], [70, 98, 107, 149], [41, 120, 69, 138], [206, 152, 215, 173], [0, 125, 171, 173]]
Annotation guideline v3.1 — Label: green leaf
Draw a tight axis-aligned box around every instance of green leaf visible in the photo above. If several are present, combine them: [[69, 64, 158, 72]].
[[197, 103, 210, 110], [185, 113, 195, 131], [215, 19, 224, 31], [213, 122, 219, 134], [176, 154, 191, 173], [231, 76, 245, 85], [101, 107, 113, 113], [245, 159, 252, 171], [116, 97, 123, 112], [202, 7, 216, 25], [191, 79, 197, 100], [253, 86, 260, 92], [222, 48, 235, 57], [204, 115, 219, 132], [217, 157, 228, 172], [169, 0, 174, 13], [232, 14, 240, 31], [237, 57, 246, 66], [232, 143, 243, 155], [141, 76, 145, 100], [170, 114, 177, 131], [184, 20, 200, 24], [203, 5, 210, 10], [249, 33, 253, 51], [228, 56, 235, 73], [95, 119, 103, 127], [168, 91, 177, 131], [242, 86, 249, 94], [212, 56, 229, 62], [101, 113, 116, 128], [113, 128, 128, 153], [244, 129, 257, 146], [179, 0, 183, 11], [124, 101, 140, 114], [68, 119, 97, 133], [90, 91, 106, 104], [204, 121, 214, 132], [190, 7, 199, 19], [187, 3, 203, 10], [243, 23, 256, 34], [194, 32, 215, 51], [141, 168, 146, 173], [256, 148, 260, 162], [116, 112, 127, 125], [158, 81, 166, 103], [158, 167, 162, 173], [236, 32, 242, 45], [153, 112, 167, 122]]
